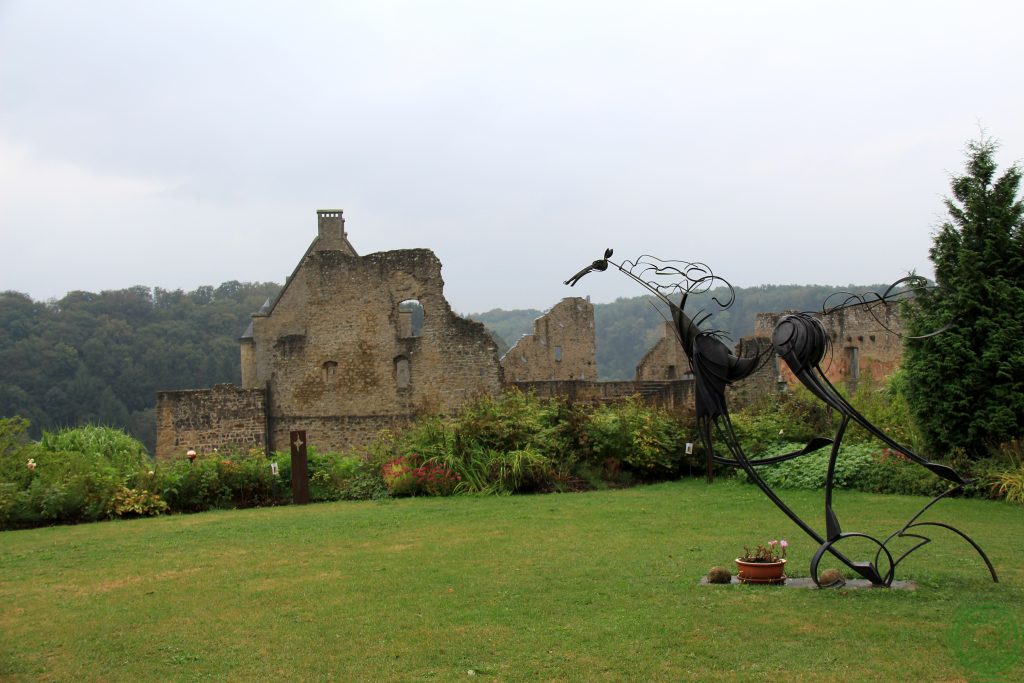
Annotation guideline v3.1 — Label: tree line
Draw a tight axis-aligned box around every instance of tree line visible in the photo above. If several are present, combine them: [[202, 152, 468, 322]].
[[0, 282, 280, 452]]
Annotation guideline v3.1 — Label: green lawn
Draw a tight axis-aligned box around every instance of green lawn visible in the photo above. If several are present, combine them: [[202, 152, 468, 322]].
[[1, 480, 1021, 682]]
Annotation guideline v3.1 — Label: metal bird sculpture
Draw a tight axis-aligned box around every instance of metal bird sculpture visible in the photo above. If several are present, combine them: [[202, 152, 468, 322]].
[[564, 248, 614, 287], [566, 249, 998, 587]]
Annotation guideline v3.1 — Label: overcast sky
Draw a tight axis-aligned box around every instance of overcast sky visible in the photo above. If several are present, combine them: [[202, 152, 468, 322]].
[[2, 1, 1023, 314]]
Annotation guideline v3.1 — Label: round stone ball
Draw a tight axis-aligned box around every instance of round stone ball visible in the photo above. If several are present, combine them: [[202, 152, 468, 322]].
[[707, 566, 732, 584], [819, 568, 846, 587]]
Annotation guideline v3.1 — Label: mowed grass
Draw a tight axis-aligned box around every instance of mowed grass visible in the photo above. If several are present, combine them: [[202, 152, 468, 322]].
[[1, 480, 1022, 682]]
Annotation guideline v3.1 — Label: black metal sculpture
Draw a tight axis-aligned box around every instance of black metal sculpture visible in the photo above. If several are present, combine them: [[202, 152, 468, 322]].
[[566, 250, 998, 587]]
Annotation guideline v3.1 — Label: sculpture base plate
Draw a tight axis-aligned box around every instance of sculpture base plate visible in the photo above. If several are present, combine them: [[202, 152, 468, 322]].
[[701, 576, 917, 590]]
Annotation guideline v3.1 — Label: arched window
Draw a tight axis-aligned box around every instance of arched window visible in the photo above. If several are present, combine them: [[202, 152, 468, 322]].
[[322, 361, 338, 382]]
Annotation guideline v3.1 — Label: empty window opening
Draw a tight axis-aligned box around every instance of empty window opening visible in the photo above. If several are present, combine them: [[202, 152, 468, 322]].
[[398, 300, 424, 337], [395, 356, 411, 389], [554, 346, 563, 362], [848, 347, 860, 380], [666, 364, 677, 379], [322, 361, 338, 382], [275, 334, 306, 359]]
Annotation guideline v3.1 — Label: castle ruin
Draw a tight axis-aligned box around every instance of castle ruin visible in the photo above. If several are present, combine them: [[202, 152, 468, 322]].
[[155, 210, 906, 459]]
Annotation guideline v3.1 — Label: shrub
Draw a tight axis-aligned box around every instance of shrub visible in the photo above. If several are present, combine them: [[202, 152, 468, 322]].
[[107, 486, 169, 517], [740, 442, 877, 491], [156, 457, 230, 512], [396, 391, 694, 491], [852, 448, 950, 497], [730, 388, 829, 455], [584, 397, 685, 477], [382, 455, 418, 496], [0, 417, 36, 492], [156, 449, 293, 511], [738, 441, 958, 498], [335, 456, 389, 500], [395, 392, 578, 494], [448, 390, 578, 463], [992, 466, 1024, 504], [270, 448, 388, 502], [0, 422, 156, 528], [217, 450, 279, 507], [0, 417, 31, 459], [839, 373, 926, 453], [382, 454, 460, 497], [38, 425, 151, 475]]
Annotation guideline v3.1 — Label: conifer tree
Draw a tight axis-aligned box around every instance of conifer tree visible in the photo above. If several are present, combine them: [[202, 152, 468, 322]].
[[903, 138, 1024, 459]]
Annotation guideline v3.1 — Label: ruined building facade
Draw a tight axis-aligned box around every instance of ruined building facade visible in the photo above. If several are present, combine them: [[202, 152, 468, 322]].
[[155, 209, 907, 459], [500, 297, 596, 382], [753, 304, 903, 387], [156, 210, 501, 459], [635, 321, 692, 381]]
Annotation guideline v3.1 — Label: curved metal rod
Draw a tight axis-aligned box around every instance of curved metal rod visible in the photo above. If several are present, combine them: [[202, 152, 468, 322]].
[[824, 415, 850, 540], [811, 532, 894, 587], [876, 532, 931, 573], [817, 276, 950, 340], [884, 522, 999, 583], [710, 437, 833, 467]]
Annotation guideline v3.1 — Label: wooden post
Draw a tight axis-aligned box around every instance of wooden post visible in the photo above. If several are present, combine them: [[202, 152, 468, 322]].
[[290, 430, 309, 504]]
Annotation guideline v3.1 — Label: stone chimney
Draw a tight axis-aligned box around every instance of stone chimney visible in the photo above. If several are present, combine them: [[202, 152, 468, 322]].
[[316, 209, 347, 251]]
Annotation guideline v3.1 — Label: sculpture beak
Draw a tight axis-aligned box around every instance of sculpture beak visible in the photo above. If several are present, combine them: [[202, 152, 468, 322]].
[[564, 263, 594, 287], [565, 248, 614, 287]]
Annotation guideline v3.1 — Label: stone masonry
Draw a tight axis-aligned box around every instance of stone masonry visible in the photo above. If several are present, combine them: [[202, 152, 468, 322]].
[[500, 297, 597, 382], [635, 321, 692, 381], [155, 384, 267, 457], [156, 210, 502, 459], [754, 303, 904, 387]]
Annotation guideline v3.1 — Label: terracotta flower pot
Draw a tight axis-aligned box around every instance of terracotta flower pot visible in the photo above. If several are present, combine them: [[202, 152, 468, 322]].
[[735, 558, 786, 583]]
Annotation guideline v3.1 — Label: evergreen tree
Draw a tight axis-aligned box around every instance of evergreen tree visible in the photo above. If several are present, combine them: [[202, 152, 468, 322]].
[[903, 139, 1024, 459]]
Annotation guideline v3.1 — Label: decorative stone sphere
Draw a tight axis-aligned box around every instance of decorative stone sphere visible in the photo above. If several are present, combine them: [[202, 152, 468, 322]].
[[819, 568, 846, 587], [707, 566, 732, 584]]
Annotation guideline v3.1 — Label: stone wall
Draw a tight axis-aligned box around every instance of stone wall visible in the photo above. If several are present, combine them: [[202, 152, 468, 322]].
[[727, 337, 785, 408], [635, 321, 692, 381], [501, 297, 596, 382], [155, 384, 267, 460], [512, 379, 695, 413], [267, 414, 411, 454], [754, 302, 903, 386]]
